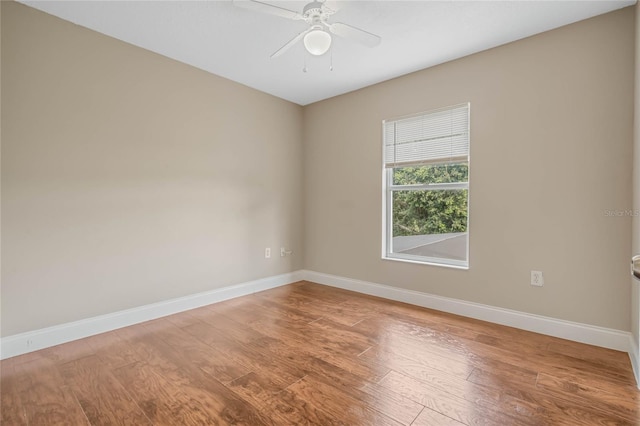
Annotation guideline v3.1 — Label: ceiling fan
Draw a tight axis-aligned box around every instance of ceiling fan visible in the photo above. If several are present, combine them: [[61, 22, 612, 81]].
[[233, 0, 381, 58]]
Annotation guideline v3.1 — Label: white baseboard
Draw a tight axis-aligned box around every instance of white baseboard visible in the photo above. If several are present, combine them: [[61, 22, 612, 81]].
[[629, 335, 640, 389], [302, 270, 632, 353], [0, 270, 304, 360], [2, 268, 633, 366]]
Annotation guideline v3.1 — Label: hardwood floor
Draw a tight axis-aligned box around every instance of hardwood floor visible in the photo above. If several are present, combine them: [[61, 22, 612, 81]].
[[2, 281, 639, 425]]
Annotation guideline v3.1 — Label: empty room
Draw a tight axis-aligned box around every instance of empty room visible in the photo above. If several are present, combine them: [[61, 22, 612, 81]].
[[2, 0, 640, 424]]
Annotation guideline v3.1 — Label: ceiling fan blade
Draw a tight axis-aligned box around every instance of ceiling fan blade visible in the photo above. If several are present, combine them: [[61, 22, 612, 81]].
[[270, 29, 311, 58], [328, 22, 381, 47], [233, 0, 303, 21]]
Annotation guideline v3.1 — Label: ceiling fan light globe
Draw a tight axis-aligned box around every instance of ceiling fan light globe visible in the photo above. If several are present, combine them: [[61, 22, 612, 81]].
[[303, 29, 331, 56]]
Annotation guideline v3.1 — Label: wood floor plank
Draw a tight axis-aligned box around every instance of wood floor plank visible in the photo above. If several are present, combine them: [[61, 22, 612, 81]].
[[250, 295, 323, 323], [247, 316, 390, 383], [1, 342, 87, 373], [353, 315, 479, 361], [307, 317, 377, 348], [360, 339, 473, 379], [498, 381, 637, 425], [358, 311, 636, 388], [359, 298, 630, 381], [190, 308, 291, 352], [287, 374, 404, 426], [378, 368, 503, 416], [366, 296, 553, 348], [282, 351, 423, 425], [140, 317, 251, 384], [296, 351, 370, 386], [378, 370, 530, 426], [258, 285, 372, 326], [14, 358, 90, 425], [479, 339, 634, 386], [1, 360, 28, 425], [411, 407, 466, 426], [227, 372, 330, 426], [40, 339, 96, 364], [58, 355, 152, 425], [466, 364, 540, 398], [162, 309, 204, 328], [83, 329, 143, 370], [2, 281, 639, 425], [207, 297, 277, 324], [535, 372, 640, 421], [254, 315, 371, 356], [278, 387, 351, 426], [111, 337, 276, 426], [356, 381, 425, 425], [545, 339, 631, 368], [469, 366, 638, 425], [182, 320, 307, 388], [112, 360, 220, 426]]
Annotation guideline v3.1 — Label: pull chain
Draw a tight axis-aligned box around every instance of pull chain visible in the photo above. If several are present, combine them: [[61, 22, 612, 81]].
[[302, 47, 334, 73]]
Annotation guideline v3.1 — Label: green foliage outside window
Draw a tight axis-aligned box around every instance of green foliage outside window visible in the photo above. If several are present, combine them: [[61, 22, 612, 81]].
[[392, 164, 468, 237]]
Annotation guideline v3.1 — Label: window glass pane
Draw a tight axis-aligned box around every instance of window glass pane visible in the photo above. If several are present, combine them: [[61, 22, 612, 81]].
[[393, 163, 468, 185], [391, 189, 468, 261]]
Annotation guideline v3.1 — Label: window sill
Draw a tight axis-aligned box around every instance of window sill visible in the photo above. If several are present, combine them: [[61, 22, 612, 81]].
[[382, 255, 469, 270]]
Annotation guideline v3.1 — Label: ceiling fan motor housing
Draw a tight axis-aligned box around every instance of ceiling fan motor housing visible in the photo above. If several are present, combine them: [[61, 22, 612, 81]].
[[303, 1, 333, 24]]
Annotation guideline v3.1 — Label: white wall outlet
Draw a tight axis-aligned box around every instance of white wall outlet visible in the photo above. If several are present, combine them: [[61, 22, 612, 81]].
[[531, 270, 544, 287], [265, 248, 271, 259]]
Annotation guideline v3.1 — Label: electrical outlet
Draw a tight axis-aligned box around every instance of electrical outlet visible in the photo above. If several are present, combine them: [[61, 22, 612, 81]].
[[281, 247, 292, 257], [531, 270, 544, 287], [265, 248, 271, 259]]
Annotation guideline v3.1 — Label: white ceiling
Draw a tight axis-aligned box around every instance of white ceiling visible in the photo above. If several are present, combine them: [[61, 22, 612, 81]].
[[20, 0, 635, 106]]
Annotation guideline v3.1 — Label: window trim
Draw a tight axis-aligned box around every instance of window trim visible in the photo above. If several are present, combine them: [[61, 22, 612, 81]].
[[381, 104, 470, 269]]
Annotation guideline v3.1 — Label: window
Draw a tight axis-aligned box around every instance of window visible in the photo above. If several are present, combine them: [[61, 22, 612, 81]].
[[383, 103, 470, 268]]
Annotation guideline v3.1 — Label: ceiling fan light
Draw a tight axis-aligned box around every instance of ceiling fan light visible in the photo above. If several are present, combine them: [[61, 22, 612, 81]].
[[303, 29, 331, 56]]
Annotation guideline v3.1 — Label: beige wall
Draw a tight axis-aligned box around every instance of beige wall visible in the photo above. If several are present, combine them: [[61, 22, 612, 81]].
[[1, 2, 303, 336], [2, 2, 635, 338], [303, 8, 634, 330]]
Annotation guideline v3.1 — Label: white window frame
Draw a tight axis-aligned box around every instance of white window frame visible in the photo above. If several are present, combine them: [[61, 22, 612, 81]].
[[382, 103, 470, 269]]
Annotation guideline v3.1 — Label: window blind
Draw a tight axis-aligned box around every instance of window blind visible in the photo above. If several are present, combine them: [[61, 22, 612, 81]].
[[384, 103, 469, 168]]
